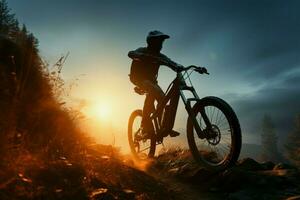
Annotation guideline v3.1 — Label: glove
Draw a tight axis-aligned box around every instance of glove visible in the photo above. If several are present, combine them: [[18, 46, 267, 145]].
[[195, 67, 209, 74], [200, 67, 208, 74], [176, 64, 184, 72]]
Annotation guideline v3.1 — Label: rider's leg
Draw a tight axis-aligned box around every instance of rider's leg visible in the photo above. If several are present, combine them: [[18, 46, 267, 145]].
[[142, 94, 155, 134], [140, 80, 180, 137], [140, 80, 164, 135], [141, 80, 164, 102], [144, 83, 180, 137]]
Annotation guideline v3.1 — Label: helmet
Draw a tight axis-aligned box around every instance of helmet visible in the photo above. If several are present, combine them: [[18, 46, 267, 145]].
[[146, 30, 170, 44]]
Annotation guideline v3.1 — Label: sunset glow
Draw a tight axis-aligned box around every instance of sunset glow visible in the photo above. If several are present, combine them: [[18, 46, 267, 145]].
[[90, 101, 113, 121]]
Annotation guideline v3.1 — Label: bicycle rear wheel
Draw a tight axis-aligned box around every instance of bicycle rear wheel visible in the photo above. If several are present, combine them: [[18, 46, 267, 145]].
[[187, 96, 241, 171], [128, 109, 156, 160]]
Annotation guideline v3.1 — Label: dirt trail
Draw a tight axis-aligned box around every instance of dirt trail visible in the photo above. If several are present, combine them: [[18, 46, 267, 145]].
[[147, 168, 222, 200], [128, 156, 222, 200]]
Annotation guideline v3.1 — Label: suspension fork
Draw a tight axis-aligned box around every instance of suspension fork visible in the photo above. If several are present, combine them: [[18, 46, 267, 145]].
[[179, 87, 212, 139]]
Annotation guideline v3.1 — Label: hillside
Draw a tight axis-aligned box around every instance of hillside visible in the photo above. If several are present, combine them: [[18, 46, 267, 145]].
[[0, 144, 177, 200]]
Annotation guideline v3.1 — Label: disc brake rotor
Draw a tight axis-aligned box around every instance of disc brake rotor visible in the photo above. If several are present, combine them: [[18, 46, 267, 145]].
[[206, 124, 221, 145]]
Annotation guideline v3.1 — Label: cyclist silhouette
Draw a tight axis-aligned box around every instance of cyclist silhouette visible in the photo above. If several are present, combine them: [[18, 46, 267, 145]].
[[128, 30, 183, 138]]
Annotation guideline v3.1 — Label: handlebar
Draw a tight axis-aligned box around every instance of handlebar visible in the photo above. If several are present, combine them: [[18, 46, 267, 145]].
[[180, 65, 209, 75]]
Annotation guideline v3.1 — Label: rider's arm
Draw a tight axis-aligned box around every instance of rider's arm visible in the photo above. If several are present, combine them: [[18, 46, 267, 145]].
[[128, 48, 147, 60], [128, 48, 184, 71], [159, 54, 183, 72], [128, 48, 163, 64]]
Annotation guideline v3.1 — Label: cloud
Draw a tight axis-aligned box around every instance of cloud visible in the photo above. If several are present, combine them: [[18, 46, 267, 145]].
[[231, 71, 300, 144]]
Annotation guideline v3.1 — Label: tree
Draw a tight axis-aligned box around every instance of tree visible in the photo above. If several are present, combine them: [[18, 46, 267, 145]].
[[285, 114, 300, 167], [0, 0, 41, 152], [0, 0, 19, 36], [261, 114, 280, 162]]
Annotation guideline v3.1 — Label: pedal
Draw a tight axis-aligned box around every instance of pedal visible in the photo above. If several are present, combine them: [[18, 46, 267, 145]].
[[169, 130, 180, 137], [156, 133, 164, 144]]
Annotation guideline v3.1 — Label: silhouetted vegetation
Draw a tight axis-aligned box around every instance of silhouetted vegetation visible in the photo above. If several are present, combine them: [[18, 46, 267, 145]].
[[285, 114, 300, 167], [0, 0, 89, 160], [260, 114, 281, 162]]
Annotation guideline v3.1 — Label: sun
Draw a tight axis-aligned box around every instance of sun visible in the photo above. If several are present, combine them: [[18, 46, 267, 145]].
[[93, 102, 112, 121]]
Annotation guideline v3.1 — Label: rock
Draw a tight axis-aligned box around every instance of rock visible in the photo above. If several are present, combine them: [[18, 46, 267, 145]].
[[261, 161, 275, 170], [228, 190, 254, 200], [152, 160, 165, 170], [90, 188, 115, 200], [168, 167, 180, 175], [179, 163, 192, 174], [238, 158, 264, 171], [221, 168, 247, 192], [120, 189, 135, 200], [90, 177, 107, 188], [36, 161, 86, 186], [188, 168, 218, 186], [228, 189, 284, 200], [136, 193, 152, 200], [259, 169, 298, 178], [273, 163, 295, 170], [286, 195, 300, 200], [220, 167, 269, 192]]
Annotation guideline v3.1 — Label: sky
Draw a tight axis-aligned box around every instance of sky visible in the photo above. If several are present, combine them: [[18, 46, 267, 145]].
[[7, 0, 300, 149]]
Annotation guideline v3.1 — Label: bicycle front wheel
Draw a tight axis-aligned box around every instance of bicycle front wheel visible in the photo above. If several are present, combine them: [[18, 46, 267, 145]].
[[128, 109, 156, 160], [187, 96, 241, 171]]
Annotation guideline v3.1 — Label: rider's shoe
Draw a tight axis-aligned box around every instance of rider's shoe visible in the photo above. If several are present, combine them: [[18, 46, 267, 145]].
[[158, 129, 180, 138], [169, 130, 180, 137]]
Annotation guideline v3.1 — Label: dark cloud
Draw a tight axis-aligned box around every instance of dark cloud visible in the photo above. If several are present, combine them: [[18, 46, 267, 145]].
[[283, 74, 300, 88], [231, 73, 300, 144], [174, 0, 300, 82]]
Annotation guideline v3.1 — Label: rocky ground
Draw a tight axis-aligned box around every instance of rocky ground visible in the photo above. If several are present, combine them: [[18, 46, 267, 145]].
[[146, 148, 300, 200], [1, 145, 300, 200]]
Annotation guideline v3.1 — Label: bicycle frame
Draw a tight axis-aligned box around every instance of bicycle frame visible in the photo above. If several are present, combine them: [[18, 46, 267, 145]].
[[150, 70, 212, 139]]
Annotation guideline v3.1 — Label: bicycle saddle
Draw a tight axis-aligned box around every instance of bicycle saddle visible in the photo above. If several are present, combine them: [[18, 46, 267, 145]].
[[134, 87, 146, 95]]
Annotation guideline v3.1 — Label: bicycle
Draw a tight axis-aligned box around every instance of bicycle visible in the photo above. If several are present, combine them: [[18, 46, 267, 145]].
[[128, 63, 241, 171]]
